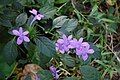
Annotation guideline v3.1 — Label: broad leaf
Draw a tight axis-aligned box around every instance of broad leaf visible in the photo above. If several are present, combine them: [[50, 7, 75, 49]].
[[3, 40, 18, 65], [39, 6, 56, 19], [61, 54, 75, 67], [53, 16, 78, 33], [35, 36, 56, 58], [39, 54, 51, 68], [37, 0, 54, 6], [15, 13, 27, 26], [0, 19, 12, 27], [0, 0, 15, 5], [53, 16, 67, 28], [38, 70, 53, 80], [59, 19, 78, 32], [80, 65, 100, 80]]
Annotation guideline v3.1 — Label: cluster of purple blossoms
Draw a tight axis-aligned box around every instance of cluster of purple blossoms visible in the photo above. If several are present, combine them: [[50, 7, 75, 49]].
[[56, 34, 94, 61], [29, 9, 44, 26], [50, 66, 60, 80]]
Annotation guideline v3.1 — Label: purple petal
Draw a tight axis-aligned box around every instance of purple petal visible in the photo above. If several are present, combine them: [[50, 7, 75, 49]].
[[57, 39, 64, 44], [76, 48, 82, 56], [35, 75, 40, 80], [29, 9, 37, 15], [78, 37, 83, 43], [23, 31, 29, 35], [68, 45, 74, 48], [38, 14, 44, 18], [12, 30, 20, 36], [87, 49, 94, 54], [17, 37, 23, 45], [68, 35, 72, 40], [59, 49, 65, 54], [36, 15, 42, 20], [55, 73, 59, 80], [19, 27, 23, 34], [64, 46, 69, 52], [62, 34, 67, 40], [82, 42, 90, 50], [82, 53, 88, 61], [50, 66, 56, 71], [69, 38, 78, 48], [56, 47, 59, 51], [23, 36, 30, 42]]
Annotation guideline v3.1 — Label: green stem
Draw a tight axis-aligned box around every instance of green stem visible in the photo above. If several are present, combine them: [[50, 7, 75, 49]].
[[6, 62, 18, 79]]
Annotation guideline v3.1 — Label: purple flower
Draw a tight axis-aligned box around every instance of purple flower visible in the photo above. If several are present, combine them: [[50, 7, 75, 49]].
[[76, 42, 94, 61], [12, 27, 30, 45], [35, 75, 40, 80], [69, 38, 83, 49], [50, 66, 59, 80], [56, 34, 72, 53], [29, 9, 44, 26]]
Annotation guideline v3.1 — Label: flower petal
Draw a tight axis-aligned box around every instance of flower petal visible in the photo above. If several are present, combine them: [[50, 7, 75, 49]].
[[36, 14, 42, 20], [19, 27, 23, 34], [57, 39, 64, 44], [76, 48, 82, 56], [23, 36, 30, 42], [69, 38, 78, 48], [23, 31, 29, 35], [82, 42, 90, 50], [38, 14, 44, 18], [59, 49, 65, 54], [78, 37, 83, 43], [29, 9, 37, 15], [82, 53, 88, 61], [12, 30, 20, 36], [62, 34, 67, 40], [68, 35, 72, 40], [88, 49, 94, 54], [17, 37, 23, 45]]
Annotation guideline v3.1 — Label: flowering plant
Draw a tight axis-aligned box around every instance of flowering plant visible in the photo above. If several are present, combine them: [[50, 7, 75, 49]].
[[0, 0, 119, 80]]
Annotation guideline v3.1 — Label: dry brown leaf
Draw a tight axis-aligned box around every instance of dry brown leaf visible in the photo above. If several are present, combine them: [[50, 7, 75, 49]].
[[18, 64, 41, 80]]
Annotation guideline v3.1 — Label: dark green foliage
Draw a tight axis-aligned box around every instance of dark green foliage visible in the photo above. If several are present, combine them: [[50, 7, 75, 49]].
[[3, 39, 18, 65]]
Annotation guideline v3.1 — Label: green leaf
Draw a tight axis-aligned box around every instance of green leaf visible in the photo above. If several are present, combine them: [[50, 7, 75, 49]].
[[0, 53, 16, 77], [39, 6, 56, 19], [0, 0, 15, 5], [80, 65, 100, 80], [15, 13, 27, 26], [55, 0, 69, 4], [99, 18, 115, 23], [35, 36, 56, 58], [53, 16, 67, 28], [38, 53, 51, 68], [0, 72, 5, 80], [38, 70, 53, 80], [89, 4, 98, 16], [0, 19, 12, 27], [61, 54, 75, 67], [63, 77, 78, 80], [59, 19, 78, 32], [37, 0, 54, 6], [3, 40, 18, 65], [0, 62, 16, 77], [53, 16, 78, 33]]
